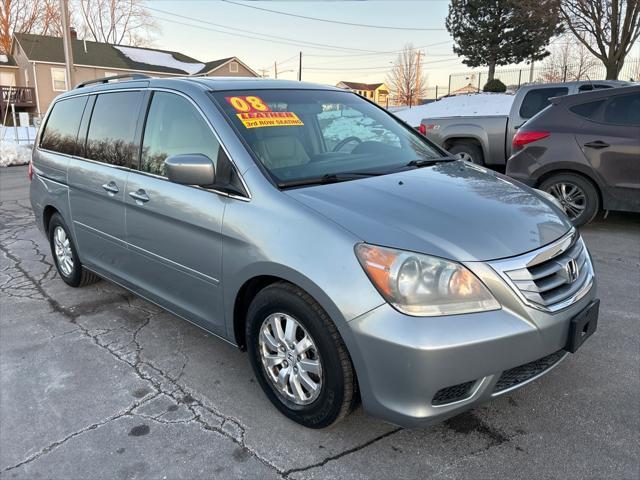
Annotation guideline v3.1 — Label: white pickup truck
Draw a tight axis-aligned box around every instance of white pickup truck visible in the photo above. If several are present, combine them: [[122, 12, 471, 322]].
[[395, 80, 628, 166]]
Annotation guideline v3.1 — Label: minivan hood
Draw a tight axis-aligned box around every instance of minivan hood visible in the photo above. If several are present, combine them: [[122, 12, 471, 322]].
[[286, 161, 571, 262]]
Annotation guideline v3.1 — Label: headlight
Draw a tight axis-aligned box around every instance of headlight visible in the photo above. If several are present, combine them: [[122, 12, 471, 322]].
[[355, 244, 500, 316]]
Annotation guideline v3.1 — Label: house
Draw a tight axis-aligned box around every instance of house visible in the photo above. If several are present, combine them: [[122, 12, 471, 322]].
[[1, 53, 36, 124], [450, 83, 480, 95], [336, 81, 389, 106], [4, 32, 259, 118]]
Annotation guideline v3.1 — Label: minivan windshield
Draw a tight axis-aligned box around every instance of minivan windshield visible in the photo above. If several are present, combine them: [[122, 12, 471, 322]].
[[212, 89, 446, 187]]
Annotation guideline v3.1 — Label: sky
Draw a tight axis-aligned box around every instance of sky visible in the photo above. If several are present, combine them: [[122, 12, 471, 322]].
[[144, 0, 640, 89], [144, 0, 466, 88]]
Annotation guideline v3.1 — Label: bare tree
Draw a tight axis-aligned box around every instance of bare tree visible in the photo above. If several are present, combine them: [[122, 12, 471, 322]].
[[78, 0, 157, 46], [387, 44, 426, 107], [1, 0, 44, 54], [540, 37, 600, 81], [561, 0, 640, 79]]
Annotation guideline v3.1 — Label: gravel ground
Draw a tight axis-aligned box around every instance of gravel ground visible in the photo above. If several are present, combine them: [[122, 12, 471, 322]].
[[1, 165, 639, 479]]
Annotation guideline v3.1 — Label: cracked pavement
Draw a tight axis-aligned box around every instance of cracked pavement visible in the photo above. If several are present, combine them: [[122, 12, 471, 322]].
[[1, 165, 639, 479]]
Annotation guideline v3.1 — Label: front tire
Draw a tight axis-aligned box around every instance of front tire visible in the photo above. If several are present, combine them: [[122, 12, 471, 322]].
[[539, 173, 599, 227], [448, 141, 484, 165], [48, 213, 100, 287], [246, 282, 356, 428]]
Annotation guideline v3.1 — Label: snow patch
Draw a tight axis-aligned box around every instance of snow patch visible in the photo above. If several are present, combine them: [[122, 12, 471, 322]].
[[0, 54, 8, 63], [394, 93, 515, 127], [0, 141, 32, 167], [114, 46, 205, 75]]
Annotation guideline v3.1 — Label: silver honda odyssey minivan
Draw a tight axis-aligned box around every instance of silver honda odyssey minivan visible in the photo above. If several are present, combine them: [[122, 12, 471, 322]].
[[30, 75, 599, 429]]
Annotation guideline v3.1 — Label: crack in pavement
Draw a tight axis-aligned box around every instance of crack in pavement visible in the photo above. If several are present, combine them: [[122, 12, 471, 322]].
[[282, 427, 403, 478], [1, 201, 403, 478], [0, 204, 285, 477]]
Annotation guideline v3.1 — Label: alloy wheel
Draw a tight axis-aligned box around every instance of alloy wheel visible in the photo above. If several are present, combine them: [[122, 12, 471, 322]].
[[546, 182, 587, 220], [53, 226, 74, 276], [258, 313, 323, 405]]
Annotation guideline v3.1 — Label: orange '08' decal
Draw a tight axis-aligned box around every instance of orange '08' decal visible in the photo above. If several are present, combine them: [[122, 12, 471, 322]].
[[225, 96, 271, 113]]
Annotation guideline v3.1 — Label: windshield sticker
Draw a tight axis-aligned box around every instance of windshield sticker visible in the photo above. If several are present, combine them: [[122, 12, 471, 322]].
[[226, 95, 304, 128]]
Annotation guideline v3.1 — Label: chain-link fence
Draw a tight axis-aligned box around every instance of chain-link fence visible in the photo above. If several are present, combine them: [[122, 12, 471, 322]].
[[421, 58, 640, 100]]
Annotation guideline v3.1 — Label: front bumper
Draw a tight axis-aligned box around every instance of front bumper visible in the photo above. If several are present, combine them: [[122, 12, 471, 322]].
[[343, 262, 597, 428]]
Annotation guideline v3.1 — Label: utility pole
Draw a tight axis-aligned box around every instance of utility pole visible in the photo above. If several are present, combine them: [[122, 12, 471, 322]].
[[59, 0, 74, 89], [274, 61, 278, 79], [298, 51, 302, 81]]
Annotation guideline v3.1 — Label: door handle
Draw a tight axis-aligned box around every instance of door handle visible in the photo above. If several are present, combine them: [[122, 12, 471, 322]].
[[101, 181, 119, 195], [583, 140, 610, 149], [129, 189, 150, 203]]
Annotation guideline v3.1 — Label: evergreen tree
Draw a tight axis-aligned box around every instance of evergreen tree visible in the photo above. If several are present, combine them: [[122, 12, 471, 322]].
[[446, 0, 563, 81]]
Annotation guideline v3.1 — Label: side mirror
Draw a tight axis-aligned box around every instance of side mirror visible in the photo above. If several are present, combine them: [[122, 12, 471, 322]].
[[164, 154, 215, 186]]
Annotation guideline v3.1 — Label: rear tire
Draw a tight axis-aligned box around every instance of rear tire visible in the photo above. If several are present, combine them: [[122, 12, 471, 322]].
[[448, 141, 484, 165], [48, 213, 100, 287], [246, 282, 356, 428], [539, 173, 599, 227]]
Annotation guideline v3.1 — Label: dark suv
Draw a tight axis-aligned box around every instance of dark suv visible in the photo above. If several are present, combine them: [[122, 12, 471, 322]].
[[507, 85, 640, 226]]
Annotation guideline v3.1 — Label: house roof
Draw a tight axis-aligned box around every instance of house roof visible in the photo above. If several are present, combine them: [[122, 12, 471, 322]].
[[337, 81, 385, 91], [13, 33, 254, 76], [0, 53, 18, 67]]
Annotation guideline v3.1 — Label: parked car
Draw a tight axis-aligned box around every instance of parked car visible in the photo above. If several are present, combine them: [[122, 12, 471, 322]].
[[507, 85, 640, 226], [30, 75, 599, 429], [415, 80, 629, 166]]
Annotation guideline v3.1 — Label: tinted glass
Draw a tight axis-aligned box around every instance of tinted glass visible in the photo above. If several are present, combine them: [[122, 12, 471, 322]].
[[213, 89, 442, 186], [40, 96, 88, 155], [141, 92, 220, 177], [519, 87, 568, 118], [85, 91, 142, 166], [569, 100, 605, 119], [602, 93, 640, 126]]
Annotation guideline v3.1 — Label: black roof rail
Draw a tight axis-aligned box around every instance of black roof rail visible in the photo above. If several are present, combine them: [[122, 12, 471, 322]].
[[75, 73, 151, 89]]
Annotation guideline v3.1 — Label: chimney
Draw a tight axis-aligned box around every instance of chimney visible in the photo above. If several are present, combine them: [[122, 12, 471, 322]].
[[70, 27, 77, 40]]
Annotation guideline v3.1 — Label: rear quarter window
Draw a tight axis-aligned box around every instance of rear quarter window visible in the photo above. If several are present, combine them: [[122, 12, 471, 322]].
[[40, 96, 88, 155], [519, 87, 568, 119], [569, 100, 605, 119]]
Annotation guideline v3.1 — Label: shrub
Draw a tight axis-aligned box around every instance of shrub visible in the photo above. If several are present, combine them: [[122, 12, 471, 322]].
[[483, 79, 507, 92]]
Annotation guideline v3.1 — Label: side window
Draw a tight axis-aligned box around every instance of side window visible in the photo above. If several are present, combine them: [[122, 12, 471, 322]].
[[40, 96, 88, 155], [602, 93, 640, 126], [141, 92, 220, 177], [85, 91, 142, 167], [317, 105, 401, 151], [519, 87, 569, 119], [569, 100, 605, 119]]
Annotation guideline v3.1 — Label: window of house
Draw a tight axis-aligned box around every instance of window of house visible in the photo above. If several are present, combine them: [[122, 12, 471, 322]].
[[85, 91, 143, 167], [40, 96, 88, 155], [51, 68, 67, 91], [229, 61, 239, 73], [0, 71, 15, 86]]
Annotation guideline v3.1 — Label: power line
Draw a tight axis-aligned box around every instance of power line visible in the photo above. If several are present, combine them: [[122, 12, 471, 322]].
[[148, 7, 387, 54], [304, 58, 463, 71], [221, 0, 448, 31], [304, 41, 454, 58]]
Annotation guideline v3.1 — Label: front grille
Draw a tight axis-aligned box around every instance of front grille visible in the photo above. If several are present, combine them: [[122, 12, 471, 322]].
[[492, 231, 594, 311], [493, 350, 566, 393], [432, 380, 476, 406]]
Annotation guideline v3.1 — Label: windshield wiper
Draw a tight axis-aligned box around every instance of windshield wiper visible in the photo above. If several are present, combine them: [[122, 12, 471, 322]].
[[405, 156, 459, 168], [277, 171, 384, 188]]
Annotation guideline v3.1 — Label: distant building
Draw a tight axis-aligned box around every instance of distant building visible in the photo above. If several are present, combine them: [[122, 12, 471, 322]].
[[336, 81, 389, 106], [3, 32, 259, 118], [450, 83, 480, 95]]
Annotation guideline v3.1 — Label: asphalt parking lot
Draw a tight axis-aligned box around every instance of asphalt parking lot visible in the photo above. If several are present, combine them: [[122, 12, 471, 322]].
[[1, 164, 639, 480]]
